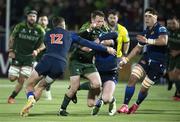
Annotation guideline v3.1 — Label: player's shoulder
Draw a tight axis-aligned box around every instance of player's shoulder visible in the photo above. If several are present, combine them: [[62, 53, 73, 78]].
[[79, 22, 90, 32], [117, 24, 128, 33], [15, 21, 26, 28], [35, 24, 46, 34], [156, 23, 167, 33]]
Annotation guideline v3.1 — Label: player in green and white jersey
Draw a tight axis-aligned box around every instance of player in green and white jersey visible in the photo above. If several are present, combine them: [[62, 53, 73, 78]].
[[59, 10, 110, 116], [7, 10, 45, 104], [166, 16, 180, 101]]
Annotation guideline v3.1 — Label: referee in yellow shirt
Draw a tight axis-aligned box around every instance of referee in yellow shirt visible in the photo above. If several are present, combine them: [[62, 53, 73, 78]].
[[107, 9, 130, 60]]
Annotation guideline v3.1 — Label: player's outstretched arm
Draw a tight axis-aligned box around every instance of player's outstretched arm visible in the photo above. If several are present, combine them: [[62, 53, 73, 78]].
[[71, 32, 116, 55], [119, 45, 142, 69]]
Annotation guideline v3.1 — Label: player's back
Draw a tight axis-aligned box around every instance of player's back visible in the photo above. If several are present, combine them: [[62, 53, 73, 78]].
[[44, 27, 72, 63]]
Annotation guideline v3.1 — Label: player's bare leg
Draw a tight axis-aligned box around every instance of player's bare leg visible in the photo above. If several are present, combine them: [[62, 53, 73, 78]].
[[117, 64, 145, 114], [92, 80, 116, 116], [20, 69, 41, 117], [34, 79, 48, 101], [8, 75, 26, 104]]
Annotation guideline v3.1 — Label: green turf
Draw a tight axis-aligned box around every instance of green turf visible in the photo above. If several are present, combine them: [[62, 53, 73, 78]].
[[0, 79, 179, 122]]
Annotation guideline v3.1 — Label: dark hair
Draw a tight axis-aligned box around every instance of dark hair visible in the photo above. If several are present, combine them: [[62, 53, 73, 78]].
[[91, 10, 105, 19], [52, 16, 65, 27], [26, 10, 38, 15], [38, 14, 48, 18], [107, 9, 119, 16], [145, 7, 158, 16]]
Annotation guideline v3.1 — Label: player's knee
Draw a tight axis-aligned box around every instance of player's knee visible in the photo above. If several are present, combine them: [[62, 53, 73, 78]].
[[90, 82, 101, 89], [169, 69, 180, 81], [87, 99, 95, 107], [127, 75, 139, 86], [142, 76, 154, 89], [9, 75, 18, 82]]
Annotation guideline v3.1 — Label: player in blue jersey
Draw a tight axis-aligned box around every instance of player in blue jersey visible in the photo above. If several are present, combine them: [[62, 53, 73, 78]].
[[91, 33, 118, 116], [117, 8, 168, 114], [20, 16, 116, 117]]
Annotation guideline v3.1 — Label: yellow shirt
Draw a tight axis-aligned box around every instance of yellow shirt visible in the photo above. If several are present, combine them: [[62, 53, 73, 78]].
[[116, 24, 130, 58]]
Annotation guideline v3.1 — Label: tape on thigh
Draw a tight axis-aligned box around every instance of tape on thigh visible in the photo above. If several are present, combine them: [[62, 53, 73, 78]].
[[8, 66, 20, 77], [45, 75, 54, 84], [131, 65, 144, 79], [20, 66, 32, 77], [142, 76, 155, 88]]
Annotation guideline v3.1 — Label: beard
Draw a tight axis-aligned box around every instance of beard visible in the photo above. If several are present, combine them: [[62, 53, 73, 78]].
[[27, 20, 35, 27], [108, 21, 115, 27]]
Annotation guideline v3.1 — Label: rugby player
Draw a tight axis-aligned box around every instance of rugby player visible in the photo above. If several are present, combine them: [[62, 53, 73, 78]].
[[117, 8, 168, 114]]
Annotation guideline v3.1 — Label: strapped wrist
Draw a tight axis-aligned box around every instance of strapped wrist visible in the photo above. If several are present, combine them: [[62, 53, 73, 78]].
[[146, 39, 155, 45]]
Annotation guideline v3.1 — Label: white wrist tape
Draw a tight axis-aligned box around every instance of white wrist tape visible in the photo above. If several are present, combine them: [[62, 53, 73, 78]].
[[146, 39, 155, 45]]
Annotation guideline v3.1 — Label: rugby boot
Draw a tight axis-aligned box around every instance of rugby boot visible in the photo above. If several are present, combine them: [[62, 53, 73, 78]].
[[20, 97, 36, 117], [91, 99, 104, 116], [8, 97, 15, 104], [108, 98, 116, 116], [127, 103, 139, 114], [58, 109, 69, 116], [117, 104, 129, 114]]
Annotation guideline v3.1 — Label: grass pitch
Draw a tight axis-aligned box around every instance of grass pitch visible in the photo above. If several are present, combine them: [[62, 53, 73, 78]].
[[0, 78, 179, 122]]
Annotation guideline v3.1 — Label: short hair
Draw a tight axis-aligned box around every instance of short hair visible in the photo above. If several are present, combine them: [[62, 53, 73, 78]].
[[145, 7, 158, 16], [91, 10, 105, 19], [52, 16, 65, 27], [107, 9, 119, 16], [26, 10, 38, 16], [38, 14, 48, 18]]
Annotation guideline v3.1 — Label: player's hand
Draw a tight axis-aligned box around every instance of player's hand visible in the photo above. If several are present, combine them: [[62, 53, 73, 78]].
[[80, 47, 92, 52], [8, 51, 15, 59], [136, 35, 147, 43], [32, 50, 38, 57], [94, 38, 100, 43], [118, 57, 129, 69], [107, 47, 116, 56]]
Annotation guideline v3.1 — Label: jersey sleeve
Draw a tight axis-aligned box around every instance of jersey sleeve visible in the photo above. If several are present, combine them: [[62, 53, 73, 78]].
[[71, 32, 107, 52], [122, 27, 130, 43], [158, 26, 168, 35], [11, 24, 21, 38]]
